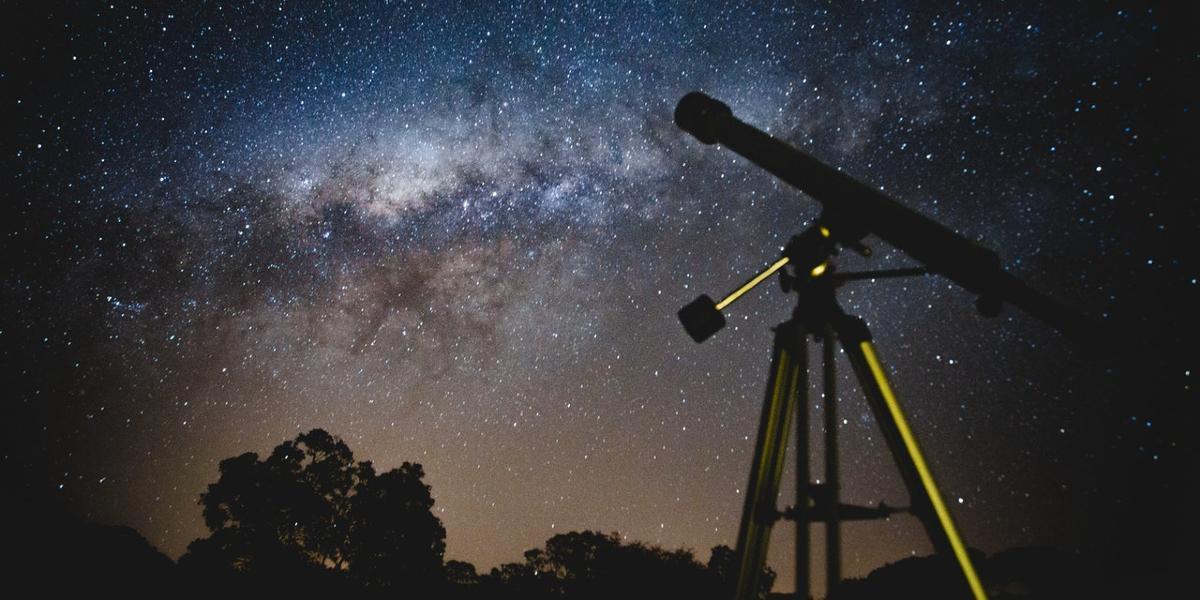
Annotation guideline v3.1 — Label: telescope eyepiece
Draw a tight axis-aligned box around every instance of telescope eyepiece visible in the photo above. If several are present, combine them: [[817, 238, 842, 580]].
[[675, 92, 732, 145]]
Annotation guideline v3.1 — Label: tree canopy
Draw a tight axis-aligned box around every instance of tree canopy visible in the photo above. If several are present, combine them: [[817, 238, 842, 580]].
[[174, 429, 780, 598], [179, 429, 445, 592], [483, 530, 775, 600]]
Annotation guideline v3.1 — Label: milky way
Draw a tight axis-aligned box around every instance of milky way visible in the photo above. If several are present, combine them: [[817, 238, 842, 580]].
[[5, 2, 1193, 594]]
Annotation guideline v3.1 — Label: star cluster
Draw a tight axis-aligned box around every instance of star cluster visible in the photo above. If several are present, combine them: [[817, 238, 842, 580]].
[[5, 1, 1193, 594]]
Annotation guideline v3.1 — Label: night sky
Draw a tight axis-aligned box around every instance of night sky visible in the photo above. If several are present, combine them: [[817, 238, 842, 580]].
[[4, 1, 1195, 594]]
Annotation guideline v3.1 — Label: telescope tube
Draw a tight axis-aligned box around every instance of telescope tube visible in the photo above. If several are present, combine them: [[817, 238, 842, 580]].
[[675, 92, 1092, 342]]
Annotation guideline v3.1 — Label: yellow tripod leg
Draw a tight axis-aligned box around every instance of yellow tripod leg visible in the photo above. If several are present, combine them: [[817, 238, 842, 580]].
[[734, 325, 805, 600], [854, 340, 988, 600]]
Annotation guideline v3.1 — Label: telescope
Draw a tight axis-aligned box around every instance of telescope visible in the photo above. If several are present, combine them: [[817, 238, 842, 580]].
[[675, 91, 1093, 344], [672, 93, 1101, 600]]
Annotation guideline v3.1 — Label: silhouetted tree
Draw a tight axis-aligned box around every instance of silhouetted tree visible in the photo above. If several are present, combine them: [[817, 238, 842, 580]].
[[175, 431, 786, 598], [179, 429, 445, 593], [483, 531, 774, 600], [348, 461, 447, 591], [707, 543, 776, 600], [183, 430, 366, 572], [446, 559, 480, 585]]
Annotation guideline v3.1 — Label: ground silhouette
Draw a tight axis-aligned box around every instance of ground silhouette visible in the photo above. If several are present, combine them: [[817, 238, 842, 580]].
[[5, 429, 1152, 598]]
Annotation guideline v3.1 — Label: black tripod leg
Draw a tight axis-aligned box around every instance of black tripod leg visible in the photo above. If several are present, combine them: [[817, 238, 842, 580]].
[[734, 320, 807, 600], [835, 315, 988, 600], [795, 329, 811, 600], [822, 327, 841, 594]]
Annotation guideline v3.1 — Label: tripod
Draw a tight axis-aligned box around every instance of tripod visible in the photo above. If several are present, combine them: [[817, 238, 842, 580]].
[[673, 91, 1095, 600], [680, 224, 988, 600]]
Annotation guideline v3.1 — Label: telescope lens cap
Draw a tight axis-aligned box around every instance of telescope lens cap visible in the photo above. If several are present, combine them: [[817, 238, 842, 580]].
[[675, 92, 732, 144]]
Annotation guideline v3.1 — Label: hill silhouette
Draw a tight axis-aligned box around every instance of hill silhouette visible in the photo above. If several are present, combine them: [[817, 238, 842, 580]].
[[829, 545, 1111, 600]]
